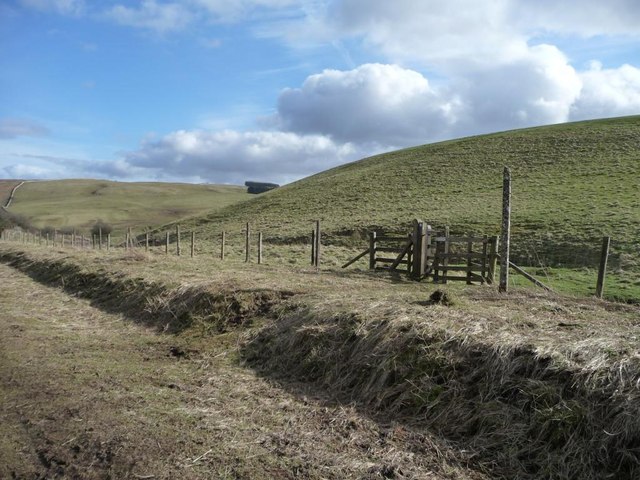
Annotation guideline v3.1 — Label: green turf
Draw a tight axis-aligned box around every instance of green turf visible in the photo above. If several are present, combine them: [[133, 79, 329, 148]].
[[8, 179, 250, 235], [165, 116, 640, 272]]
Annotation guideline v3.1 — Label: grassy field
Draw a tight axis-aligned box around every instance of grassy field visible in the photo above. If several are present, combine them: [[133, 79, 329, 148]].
[[7, 179, 250, 235], [1, 244, 639, 478], [162, 116, 639, 272]]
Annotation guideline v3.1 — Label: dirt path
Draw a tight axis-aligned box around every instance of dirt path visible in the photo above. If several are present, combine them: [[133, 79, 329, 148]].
[[0, 264, 489, 480]]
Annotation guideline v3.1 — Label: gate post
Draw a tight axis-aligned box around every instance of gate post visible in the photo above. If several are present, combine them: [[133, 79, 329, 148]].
[[411, 219, 426, 279]]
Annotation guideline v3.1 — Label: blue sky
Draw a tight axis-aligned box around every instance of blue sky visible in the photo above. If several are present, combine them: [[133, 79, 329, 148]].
[[1, 0, 639, 185]]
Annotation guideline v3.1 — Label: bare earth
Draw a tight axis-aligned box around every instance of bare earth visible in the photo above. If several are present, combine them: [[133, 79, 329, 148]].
[[0, 264, 488, 480]]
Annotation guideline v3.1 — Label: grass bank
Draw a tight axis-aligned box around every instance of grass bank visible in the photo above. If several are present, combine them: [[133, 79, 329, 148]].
[[1, 244, 639, 478]]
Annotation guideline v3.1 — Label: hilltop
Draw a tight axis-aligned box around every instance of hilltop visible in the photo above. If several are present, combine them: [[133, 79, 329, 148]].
[[165, 116, 640, 269]]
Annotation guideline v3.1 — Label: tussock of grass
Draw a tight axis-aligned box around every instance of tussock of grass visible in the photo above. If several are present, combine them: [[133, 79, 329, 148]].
[[242, 305, 640, 479]]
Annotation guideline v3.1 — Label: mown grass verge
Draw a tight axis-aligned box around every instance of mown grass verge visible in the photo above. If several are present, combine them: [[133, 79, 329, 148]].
[[2, 245, 639, 479]]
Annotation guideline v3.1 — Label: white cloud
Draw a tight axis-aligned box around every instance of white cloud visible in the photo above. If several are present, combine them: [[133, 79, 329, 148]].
[[455, 45, 582, 134], [513, 0, 640, 37], [105, 1, 193, 33], [0, 118, 50, 140], [274, 63, 461, 145], [1, 163, 54, 179], [20, 0, 85, 15], [117, 129, 363, 184], [572, 63, 640, 120]]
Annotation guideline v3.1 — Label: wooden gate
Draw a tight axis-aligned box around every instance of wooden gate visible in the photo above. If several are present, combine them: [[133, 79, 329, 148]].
[[346, 219, 499, 285]]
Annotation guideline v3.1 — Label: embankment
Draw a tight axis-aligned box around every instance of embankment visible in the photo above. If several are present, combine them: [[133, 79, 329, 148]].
[[1, 246, 639, 479]]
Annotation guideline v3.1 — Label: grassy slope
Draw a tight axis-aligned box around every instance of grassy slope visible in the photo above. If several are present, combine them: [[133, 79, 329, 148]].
[[177, 116, 640, 267], [8, 179, 250, 234]]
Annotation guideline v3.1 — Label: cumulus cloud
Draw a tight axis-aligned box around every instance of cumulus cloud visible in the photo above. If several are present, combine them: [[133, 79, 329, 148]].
[[117, 130, 363, 184], [455, 45, 582, 134], [572, 63, 640, 120], [105, 1, 193, 33], [0, 118, 50, 140], [275, 63, 461, 145]]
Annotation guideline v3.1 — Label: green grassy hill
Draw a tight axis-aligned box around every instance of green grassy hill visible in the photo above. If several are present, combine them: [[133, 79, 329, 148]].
[[7, 179, 250, 234], [162, 116, 640, 270]]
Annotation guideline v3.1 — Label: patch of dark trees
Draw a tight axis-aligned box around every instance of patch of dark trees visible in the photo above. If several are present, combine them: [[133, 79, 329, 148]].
[[245, 181, 279, 194]]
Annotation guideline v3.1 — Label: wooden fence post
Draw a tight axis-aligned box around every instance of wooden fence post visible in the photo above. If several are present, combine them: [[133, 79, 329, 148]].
[[128, 227, 133, 250], [311, 229, 315, 266], [466, 238, 473, 285], [369, 231, 377, 270], [245, 223, 250, 263], [145, 232, 149, 252], [499, 166, 511, 293], [314, 220, 321, 268], [176, 225, 181, 256], [99, 227, 103, 250], [258, 232, 263, 264], [411, 219, 425, 279], [165, 232, 169, 255], [220, 231, 225, 260], [191, 231, 195, 258], [442, 226, 450, 284], [596, 236, 610, 299]]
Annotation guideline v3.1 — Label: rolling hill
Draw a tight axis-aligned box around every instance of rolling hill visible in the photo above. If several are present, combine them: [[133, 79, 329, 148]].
[[6, 179, 250, 234], [163, 116, 640, 270]]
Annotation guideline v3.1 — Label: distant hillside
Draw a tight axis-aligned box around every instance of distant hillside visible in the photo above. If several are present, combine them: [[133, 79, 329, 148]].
[[166, 116, 640, 268], [7, 179, 250, 234]]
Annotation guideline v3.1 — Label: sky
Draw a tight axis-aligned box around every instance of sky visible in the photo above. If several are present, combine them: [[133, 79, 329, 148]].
[[1, 0, 640, 185]]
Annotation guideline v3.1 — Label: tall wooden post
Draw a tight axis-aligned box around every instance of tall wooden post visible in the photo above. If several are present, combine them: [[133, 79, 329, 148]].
[[176, 225, 181, 256], [258, 232, 263, 264], [442, 226, 450, 284], [245, 223, 250, 263], [499, 166, 511, 293], [165, 231, 169, 255], [190, 231, 195, 258], [145, 232, 149, 252], [411, 219, 425, 279], [596, 236, 610, 299], [128, 227, 133, 250], [99, 227, 103, 250], [220, 231, 226, 260]]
